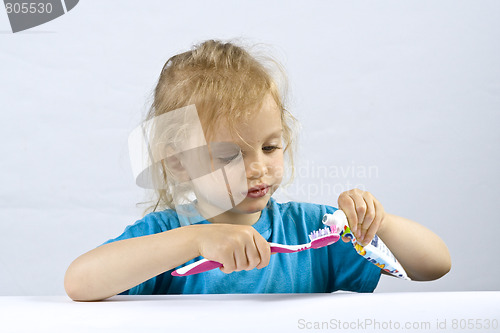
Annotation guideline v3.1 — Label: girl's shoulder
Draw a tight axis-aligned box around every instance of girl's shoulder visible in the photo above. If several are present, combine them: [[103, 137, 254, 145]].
[[102, 208, 180, 245], [140, 208, 182, 230]]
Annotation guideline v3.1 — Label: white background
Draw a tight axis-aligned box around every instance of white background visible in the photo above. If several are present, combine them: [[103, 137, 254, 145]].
[[0, 0, 499, 295]]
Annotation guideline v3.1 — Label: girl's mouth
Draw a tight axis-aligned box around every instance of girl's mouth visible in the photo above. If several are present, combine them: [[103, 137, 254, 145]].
[[246, 184, 270, 198]]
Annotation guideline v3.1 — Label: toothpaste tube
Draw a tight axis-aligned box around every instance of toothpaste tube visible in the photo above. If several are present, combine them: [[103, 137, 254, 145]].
[[322, 210, 410, 280]]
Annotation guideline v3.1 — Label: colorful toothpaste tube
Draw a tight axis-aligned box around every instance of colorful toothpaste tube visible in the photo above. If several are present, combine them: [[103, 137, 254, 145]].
[[322, 210, 410, 280]]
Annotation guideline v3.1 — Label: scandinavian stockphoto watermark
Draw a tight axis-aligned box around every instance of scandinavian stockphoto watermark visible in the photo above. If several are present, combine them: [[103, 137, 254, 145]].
[[278, 160, 379, 200], [297, 317, 499, 331], [3, 0, 79, 33]]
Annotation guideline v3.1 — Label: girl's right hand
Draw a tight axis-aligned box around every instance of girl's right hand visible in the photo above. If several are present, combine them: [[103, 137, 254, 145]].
[[192, 224, 271, 274]]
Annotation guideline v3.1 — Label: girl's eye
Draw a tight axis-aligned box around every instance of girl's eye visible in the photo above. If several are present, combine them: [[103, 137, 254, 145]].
[[263, 146, 281, 153], [217, 154, 239, 163]]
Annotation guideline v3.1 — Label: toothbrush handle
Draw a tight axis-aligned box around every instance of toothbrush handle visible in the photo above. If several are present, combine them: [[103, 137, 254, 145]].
[[270, 243, 306, 253], [171, 244, 305, 276], [171, 258, 222, 277]]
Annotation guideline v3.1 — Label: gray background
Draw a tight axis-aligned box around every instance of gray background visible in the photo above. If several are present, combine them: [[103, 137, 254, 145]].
[[0, 0, 499, 296]]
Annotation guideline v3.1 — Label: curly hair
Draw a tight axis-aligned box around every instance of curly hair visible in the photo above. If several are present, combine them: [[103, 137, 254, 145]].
[[139, 40, 298, 215]]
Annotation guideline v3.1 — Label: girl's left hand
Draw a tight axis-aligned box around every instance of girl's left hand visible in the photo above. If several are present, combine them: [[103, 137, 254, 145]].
[[337, 189, 386, 246]]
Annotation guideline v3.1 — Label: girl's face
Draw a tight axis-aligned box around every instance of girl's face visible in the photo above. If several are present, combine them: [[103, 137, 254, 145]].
[[181, 94, 284, 224]]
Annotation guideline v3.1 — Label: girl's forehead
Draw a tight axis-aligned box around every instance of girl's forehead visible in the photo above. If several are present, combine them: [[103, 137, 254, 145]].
[[208, 96, 282, 145]]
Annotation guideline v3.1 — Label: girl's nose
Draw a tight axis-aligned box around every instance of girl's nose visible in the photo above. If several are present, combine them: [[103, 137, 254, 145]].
[[246, 156, 268, 179]]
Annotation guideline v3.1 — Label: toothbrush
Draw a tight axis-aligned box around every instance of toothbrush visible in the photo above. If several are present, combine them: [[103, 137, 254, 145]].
[[171, 226, 340, 277]]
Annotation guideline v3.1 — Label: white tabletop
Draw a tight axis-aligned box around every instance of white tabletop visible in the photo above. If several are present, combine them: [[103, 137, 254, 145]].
[[0, 292, 498, 333]]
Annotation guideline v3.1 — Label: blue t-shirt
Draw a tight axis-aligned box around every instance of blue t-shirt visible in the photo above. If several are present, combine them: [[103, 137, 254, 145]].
[[103, 199, 381, 294]]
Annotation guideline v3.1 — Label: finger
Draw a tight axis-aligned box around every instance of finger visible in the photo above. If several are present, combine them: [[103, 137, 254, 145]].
[[233, 245, 248, 272], [348, 192, 367, 239], [361, 198, 385, 245], [254, 234, 271, 269], [359, 193, 376, 243], [361, 222, 377, 247], [341, 236, 351, 243], [220, 252, 237, 274], [244, 240, 262, 271], [373, 198, 385, 231], [338, 194, 358, 236]]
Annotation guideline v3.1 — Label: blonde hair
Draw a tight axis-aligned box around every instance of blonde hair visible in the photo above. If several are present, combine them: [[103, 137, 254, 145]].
[[140, 40, 298, 215]]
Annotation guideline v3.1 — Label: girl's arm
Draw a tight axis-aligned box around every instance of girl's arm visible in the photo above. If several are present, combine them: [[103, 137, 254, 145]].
[[64, 224, 271, 301], [64, 225, 200, 301], [376, 213, 451, 281], [338, 189, 451, 281]]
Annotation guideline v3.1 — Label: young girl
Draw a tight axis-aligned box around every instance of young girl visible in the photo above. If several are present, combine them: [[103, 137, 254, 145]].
[[64, 40, 451, 301]]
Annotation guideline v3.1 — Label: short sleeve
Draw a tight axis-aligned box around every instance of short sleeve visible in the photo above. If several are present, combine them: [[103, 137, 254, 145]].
[[100, 211, 179, 295], [102, 214, 167, 245]]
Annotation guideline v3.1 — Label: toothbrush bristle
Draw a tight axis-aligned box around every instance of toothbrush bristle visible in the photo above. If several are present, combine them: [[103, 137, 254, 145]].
[[309, 227, 332, 241]]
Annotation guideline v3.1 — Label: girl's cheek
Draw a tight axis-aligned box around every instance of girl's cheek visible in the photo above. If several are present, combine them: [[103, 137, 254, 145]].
[[270, 155, 285, 179]]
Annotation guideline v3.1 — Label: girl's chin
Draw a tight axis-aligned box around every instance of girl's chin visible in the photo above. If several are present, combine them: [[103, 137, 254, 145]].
[[233, 196, 271, 214]]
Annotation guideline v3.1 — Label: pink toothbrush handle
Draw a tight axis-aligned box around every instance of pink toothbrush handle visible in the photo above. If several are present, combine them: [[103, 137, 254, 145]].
[[171, 244, 305, 277], [171, 258, 223, 277], [270, 244, 307, 253], [171, 231, 340, 277]]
